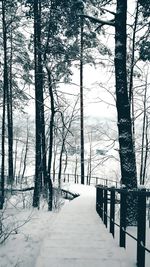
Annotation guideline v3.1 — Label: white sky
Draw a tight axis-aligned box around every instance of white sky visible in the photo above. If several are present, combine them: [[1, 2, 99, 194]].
[[60, 62, 117, 121]]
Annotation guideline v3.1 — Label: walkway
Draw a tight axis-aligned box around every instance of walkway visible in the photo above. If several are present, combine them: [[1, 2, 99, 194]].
[[35, 185, 135, 267]]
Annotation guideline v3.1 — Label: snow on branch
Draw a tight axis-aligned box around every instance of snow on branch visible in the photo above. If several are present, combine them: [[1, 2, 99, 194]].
[[79, 14, 115, 27], [99, 7, 116, 16]]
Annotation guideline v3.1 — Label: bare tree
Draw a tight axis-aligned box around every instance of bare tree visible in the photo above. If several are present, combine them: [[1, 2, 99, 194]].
[[57, 97, 79, 188], [139, 72, 149, 184], [33, 0, 43, 208]]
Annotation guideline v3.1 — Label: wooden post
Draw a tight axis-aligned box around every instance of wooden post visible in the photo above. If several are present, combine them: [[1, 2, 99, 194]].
[[96, 187, 103, 219], [86, 175, 88, 185], [99, 187, 104, 219], [119, 188, 127, 248], [96, 186, 98, 213], [110, 189, 115, 237], [104, 188, 108, 228], [63, 173, 66, 183], [137, 188, 146, 267]]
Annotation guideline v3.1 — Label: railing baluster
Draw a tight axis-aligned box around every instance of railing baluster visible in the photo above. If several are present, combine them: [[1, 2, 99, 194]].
[[86, 175, 88, 185], [96, 186, 103, 219], [119, 188, 126, 248], [99, 187, 103, 219], [110, 188, 115, 237], [104, 187, 108, 228], [96, 187, 99, 214]]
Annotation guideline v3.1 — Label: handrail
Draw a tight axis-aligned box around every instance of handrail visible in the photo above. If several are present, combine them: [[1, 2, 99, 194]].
[[96, 185, 150, 267], [50, 172, 120, 187], [14, 173, 120, 187]]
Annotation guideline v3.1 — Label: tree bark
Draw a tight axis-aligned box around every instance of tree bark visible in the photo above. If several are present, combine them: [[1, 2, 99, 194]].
[[33, 0, 42, 208], [115, 0, 137, 189], [115, 0, 137, 225], [21, 122, 29, 184], [38, 1, 48, 189], [47, 68, 55, 211], [7, 21, 14, 185], [140, 75, 148, 185], [128, 1, 139, 179], [80, 15, 85, 185], [58, 132, 65, 189]]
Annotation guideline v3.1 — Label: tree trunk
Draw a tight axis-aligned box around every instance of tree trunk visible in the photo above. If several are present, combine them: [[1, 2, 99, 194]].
[[38, 2, 48, 189], [21, 122, 29, 184], [0, 0, 7, 209], [80, 15, 85, 185], [13, 139, 18, 184], [47, 68, 55, 211], [128, 1, 139, 103], [74, 156, 78, 183], [7, 22, 14, 185], [33, 0, 42, 208], [58, 147, 63, 188], [52, 138, 57, 183], [142, 116, 148, 185], [140, 74, 148, 185], [63, 149, 68, 175], [88, 133, 92, 185], [58, 138, 65, 189], [0, 90, 6, 210], [115, 0, 137, 225], [128, 1, 139, 179], [18, 145, 25, 183], [115, 0, 137, 188]]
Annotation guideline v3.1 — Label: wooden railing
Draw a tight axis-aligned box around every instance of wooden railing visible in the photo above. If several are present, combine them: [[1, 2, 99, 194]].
[[96, 185, 150, 267], [51, 173, 119, 187]]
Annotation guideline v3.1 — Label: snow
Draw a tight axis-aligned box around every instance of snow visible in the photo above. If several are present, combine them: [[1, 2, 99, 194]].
[[35, 184, 135, 267], [0, 208, 56, 267], [0, 184, 149, 267], [138, 184, 146, 189]]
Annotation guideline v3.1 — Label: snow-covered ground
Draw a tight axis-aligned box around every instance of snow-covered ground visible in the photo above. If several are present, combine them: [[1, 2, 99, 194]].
[[0, 184, 149, 266]]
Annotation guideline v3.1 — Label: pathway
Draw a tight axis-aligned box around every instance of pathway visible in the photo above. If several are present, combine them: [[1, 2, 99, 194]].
[[35, 186, 135, 267]]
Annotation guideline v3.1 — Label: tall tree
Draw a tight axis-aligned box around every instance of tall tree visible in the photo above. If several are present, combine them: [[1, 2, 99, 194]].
[[80, 12, 85, 185], [80, 1, 137, 185], [80, 0, 138, 223], [0, 0, 7, 209], [32, 0, 46, 208], [114, 0, 137, 224], [7, 15, 13, 185], [115, 0, 137, 189], [46, 67, 54, 211]]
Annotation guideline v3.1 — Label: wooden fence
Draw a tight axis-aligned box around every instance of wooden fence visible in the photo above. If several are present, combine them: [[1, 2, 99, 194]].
[[50, 173, 119, 187], [96, 185, 150, 267]]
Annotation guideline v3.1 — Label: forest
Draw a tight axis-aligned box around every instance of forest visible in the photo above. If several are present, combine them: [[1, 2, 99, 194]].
[[0, 0, 150, 228]]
